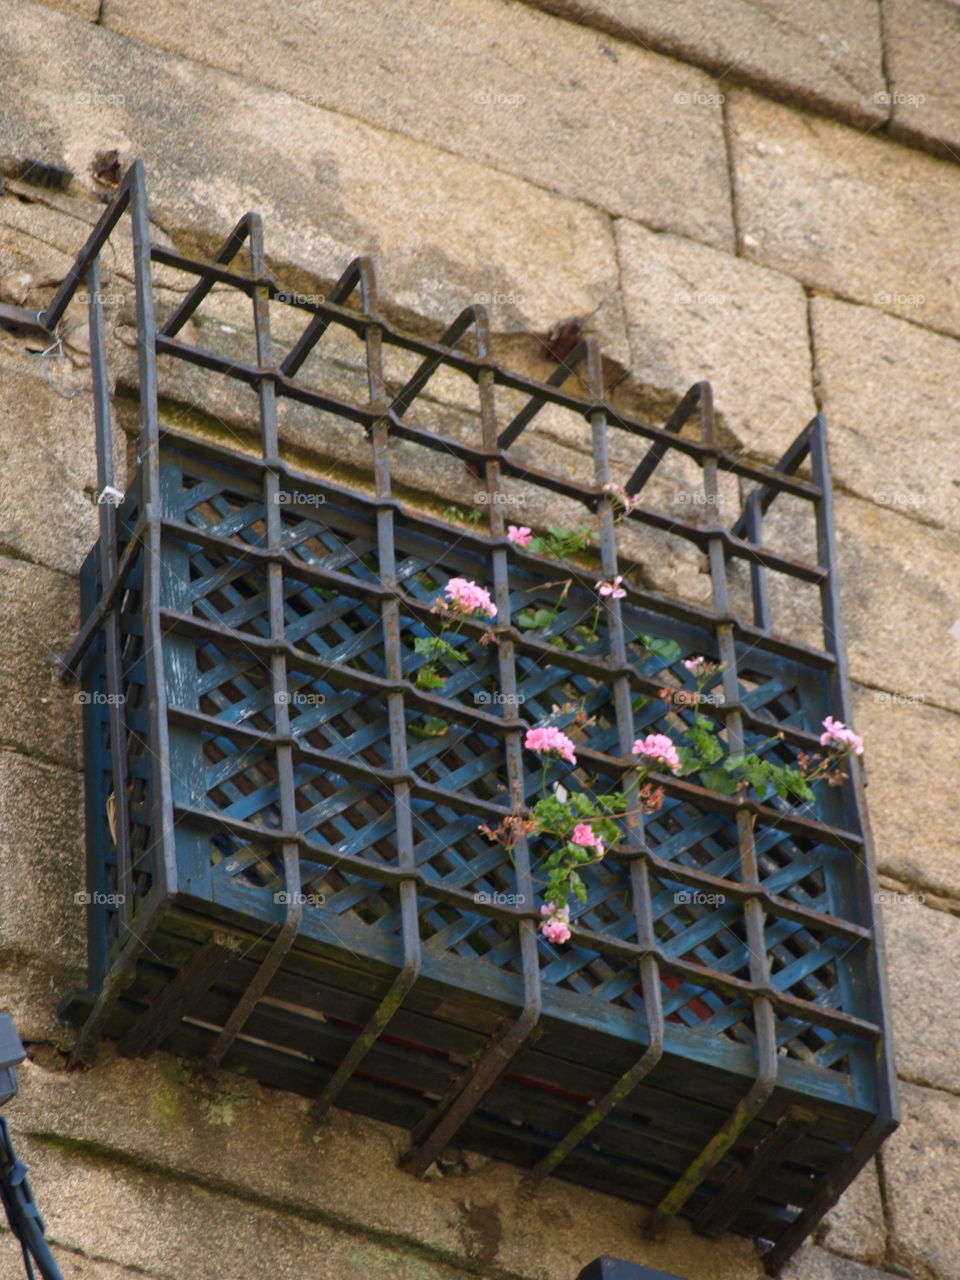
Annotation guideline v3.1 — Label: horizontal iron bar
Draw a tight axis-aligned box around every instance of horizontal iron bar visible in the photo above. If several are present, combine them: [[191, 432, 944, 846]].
[[146, 253, 822, 502], [167, 702, 868, 943], [157, 512, 825, 751], [623, 850, 873, 945], [172, 803, 881, 1044], [158, 603, 860, 850], [166, 703, 514, 821], [154, 342, 827, 583], [153, 428, 838, 670], [156, 606, 525, 733], [0, 302, 50, 336]]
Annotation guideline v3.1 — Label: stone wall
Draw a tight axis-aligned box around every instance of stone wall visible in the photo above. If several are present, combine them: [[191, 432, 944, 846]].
[[0, 1, 958, 1278]]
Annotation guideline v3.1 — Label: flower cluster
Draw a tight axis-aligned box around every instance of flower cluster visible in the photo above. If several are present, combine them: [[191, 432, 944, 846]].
[[524, 725, 577, 765], [444, 577, 497, 618], [603, 481, 640, 516], [571, 823, 604, 857], [507, 525, 533, 548], [819, 716, 864, 756], [540, 902, 571, 945], [632, 733, 682, 775]]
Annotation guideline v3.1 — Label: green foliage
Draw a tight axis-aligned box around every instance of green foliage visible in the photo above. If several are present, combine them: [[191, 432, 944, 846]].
[[636, 632, 682, 663], [723, 753, 814, 801], [685, 714, 724, 764], [528, 526, 593, 561], [516, 607, 559, 630], [409, 716, 449, 738]]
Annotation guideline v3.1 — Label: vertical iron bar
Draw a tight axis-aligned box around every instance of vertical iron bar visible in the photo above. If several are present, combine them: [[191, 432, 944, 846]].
[[743, 490, 771, 632], [71, 159, 168, 1064], [312, 258, 425, 1117], [87, 256, 132, 939], [204, 213, 303, 1070], [404, 306, 542, 1176], [529, 339, 663, 1182], [648, 382, 777, 1234], [762, 417, 900, 1272]]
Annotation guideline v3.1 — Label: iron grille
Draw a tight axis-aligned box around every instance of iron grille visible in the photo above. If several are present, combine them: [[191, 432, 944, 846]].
[[1, 162, 896, 1275]]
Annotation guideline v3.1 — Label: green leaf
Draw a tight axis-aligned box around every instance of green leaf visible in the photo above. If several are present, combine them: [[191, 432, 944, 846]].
[[698, 767, 739, 795], [636, 632, 682, 663], [516, 607, 558, 630], [414, 667, 446, 690], [409, 716, 449, 738]]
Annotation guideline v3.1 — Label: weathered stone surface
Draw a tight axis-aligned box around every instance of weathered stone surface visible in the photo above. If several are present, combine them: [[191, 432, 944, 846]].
[[811, 298, 960, 532], [0, 963, 80, 1045], [883, 0, 960, 161], [0, 1240, 160, 1280], [9, 1052, 766, 1280], [102, 0, 734, 250], [883, 1082, 960, 1279], [0, 752, 86, 972], [0, 356, 104, 576], [815, 1159, 886, 1266], [728, 89, 960, 338], [834, 495, 960, 714], [3, 1130, 480, 1280], [781, 1245, 897, 1280], [518, 0, 887, 128], [853, 688, 960, 897], [30, 0, 98, 19], [0, 0, 626, 356], [615, 218, 817, 459], [879, 896, 960, 1093], [0, 558, 81, 768]]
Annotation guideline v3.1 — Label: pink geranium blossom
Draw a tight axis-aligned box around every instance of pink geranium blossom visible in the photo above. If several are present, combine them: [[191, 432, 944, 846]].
[[596, 576, 626, 599], [819, 715, 864, 756], [443, 577, 497, 618], [571, 823, 604, 857], [603, 481, 639, 514], [540, 902, 571, 944], [525, 725, 577, 765], [632, 732, 682, 774], [507, 525, 533, 548], [683, 656, 704, 673]]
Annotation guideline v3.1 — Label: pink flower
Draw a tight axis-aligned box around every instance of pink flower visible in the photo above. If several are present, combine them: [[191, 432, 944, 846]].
[[540, 902, 572, 945], [525, 725, 577, 765], [444, 577, 497, 618], [571, 823, 604, 857], [683, 656, 704, 672], [508, 525, 533, 548], [596, 576, 626, 599], [819, 715, 864, 756], [632, 732, 682, 774], [603, 481, 638, 514]]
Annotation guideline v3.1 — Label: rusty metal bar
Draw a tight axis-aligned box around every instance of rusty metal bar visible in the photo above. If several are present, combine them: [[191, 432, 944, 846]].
[[743, 490, 771, 632], [203, 213, 303, 1072], [68, 159, 172, 1066], [169, 803, 883, 1045], [86, 255, 133, 938], [529, 339, 664, 1183], [696, 1104, 817, 1237], [647, 383, 778, 1237], [624, 381, 702, 497], [311, 258, 427, 1118], [759, 416, 899, 1274], [159, 213, 259, 339], [403, 305, 544, 1178], [279, 255, 376, 377]]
